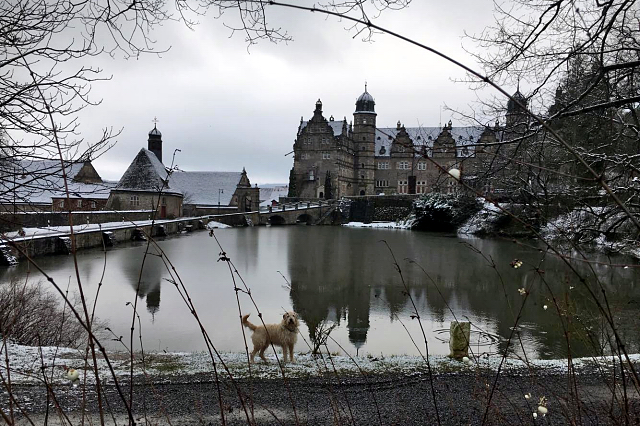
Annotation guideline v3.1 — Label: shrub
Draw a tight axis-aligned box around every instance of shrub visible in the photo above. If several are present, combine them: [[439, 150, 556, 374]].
[[0, 280, 102, 349], [412, 193, 482, 232]]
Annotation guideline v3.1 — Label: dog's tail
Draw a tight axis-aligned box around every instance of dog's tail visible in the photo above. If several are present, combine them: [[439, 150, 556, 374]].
[[242, 314, 257, 331]]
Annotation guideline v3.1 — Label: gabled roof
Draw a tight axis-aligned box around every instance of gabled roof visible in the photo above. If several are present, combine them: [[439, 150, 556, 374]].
[[115, 149, 249, 206], [299, 120, 488, 158], [169, 171, 242, 206], [1, 159, 114, 205], [374, 126, 485, 158], [298, 120, 347, 137]]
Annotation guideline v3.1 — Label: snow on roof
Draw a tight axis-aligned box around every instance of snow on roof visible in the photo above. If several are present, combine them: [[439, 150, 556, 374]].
[[298, 120, 486, 157], [299, 120, 346, 137], [115, 149, 181, 195], [169, 171, 242, 206], [259, 185, 289, 206], [1, 159, 114, 205], [374, 126, 485, 158]]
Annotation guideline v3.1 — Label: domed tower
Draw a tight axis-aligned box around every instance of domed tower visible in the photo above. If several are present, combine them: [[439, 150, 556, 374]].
[[353, 84, 377, 196], [148, 124, 163, 163]]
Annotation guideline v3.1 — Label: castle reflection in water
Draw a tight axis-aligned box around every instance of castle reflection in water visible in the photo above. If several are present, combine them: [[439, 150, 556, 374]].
[[284, 227, 640, 358]]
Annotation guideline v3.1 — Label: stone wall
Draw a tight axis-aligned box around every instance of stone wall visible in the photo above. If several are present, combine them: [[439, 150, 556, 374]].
[[2, 217, 209, 263], [0, 210, 156, 233], [345, 195, 418, 223]]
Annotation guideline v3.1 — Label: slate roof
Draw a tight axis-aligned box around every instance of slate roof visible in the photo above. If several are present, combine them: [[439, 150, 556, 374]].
[[299, 121, 486, 158], [259, 185, 289, 206], [114, 149, 181, 195], [115, 149, 244, 206], [170, 171, 242, 206], [1, 159, 115, 205], [299, 120, 347, 137], [374, 126, 485, 158]]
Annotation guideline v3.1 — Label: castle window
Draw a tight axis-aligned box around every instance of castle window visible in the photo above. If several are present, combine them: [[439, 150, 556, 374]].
[[363, 119, 367, 124], [360, 163, 365, 169], [362, 137, 366, 141], [397, 161, 410, 170], [130, 195, 140, 207], [57, 200, 64, 209], [322, 137, 328, 144], [91, 201, 97, 209], [397, 180, 408, 194], [322, 152, 331, 159], [309, 170, 315, 181], [376, 180, 389, 187], [377, 161, 389, 170], [417, 162, 427, 171], [361, 146, 365, 151], [416, 180, 428, 194], [76, 199, 82, 208]]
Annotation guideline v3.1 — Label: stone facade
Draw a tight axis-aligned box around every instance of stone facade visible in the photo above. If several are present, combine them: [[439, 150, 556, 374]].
[[289, 87, 503, 199]]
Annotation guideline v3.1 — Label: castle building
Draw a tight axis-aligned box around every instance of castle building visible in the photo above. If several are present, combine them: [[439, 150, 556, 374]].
[[288, 87, 502, 199]]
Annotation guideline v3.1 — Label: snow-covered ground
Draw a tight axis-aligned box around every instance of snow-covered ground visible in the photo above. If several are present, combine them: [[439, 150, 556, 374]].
[[342, 219, 416, 229], [458, 200, 505, 235], [2, 342, 638, 385]]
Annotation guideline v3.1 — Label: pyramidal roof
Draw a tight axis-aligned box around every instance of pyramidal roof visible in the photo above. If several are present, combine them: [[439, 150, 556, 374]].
[[115, 149, 181, 195]]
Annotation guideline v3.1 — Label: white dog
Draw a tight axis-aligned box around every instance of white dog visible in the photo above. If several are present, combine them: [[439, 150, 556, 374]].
[[242, 312, 299, 363]]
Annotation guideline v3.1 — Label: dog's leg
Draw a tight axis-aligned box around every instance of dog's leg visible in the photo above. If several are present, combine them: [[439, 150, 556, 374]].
[[259, 347, 267, 362], [282, 346, 288, 363], [289, 344, 295, 363], [249, 347, 258, 363]]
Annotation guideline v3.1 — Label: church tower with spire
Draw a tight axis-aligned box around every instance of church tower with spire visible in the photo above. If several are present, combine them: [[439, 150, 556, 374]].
[[352, 84, 376, 195]]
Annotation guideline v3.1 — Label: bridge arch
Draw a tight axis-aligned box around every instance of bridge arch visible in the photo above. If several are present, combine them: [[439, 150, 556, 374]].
[[296, 213, 312, 225], [268, 215, 286, 226]]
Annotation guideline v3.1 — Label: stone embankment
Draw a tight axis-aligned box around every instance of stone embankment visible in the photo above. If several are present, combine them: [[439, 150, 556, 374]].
[[0, 216, 213, 264]]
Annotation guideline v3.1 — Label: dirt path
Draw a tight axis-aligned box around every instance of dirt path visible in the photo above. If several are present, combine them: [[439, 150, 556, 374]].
[[4, 370, 639, 425]]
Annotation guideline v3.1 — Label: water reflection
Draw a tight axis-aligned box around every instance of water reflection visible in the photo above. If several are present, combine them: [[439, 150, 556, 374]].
[[0, 227, 638, 358], [286, 227, 640, 358]]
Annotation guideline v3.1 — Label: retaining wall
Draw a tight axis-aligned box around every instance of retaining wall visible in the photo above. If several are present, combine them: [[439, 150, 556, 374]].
[[0, 210, 156, 233], [1, 217, 208, 264], [345, 195, 418, 223]]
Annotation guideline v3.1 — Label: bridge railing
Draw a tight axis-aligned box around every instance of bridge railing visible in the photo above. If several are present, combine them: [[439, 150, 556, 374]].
[[258, 200, 332, 213]]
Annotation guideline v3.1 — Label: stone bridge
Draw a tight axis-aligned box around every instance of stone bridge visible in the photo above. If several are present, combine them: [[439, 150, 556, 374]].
[[207, 201, 338, 226]]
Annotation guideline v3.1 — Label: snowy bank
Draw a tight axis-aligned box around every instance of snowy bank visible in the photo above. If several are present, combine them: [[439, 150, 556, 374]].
[[342, 221, 414, 229], [2, 342, 638, 385]]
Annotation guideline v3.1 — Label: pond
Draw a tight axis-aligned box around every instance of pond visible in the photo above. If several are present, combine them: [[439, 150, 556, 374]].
[[1, 226, 639, 359]]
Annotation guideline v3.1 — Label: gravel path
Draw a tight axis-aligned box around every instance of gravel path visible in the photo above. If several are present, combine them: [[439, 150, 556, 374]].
[[3, 370, 639, 425]]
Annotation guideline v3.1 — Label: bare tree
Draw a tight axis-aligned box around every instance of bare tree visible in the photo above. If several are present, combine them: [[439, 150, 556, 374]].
[[460, 0, 640, 248]]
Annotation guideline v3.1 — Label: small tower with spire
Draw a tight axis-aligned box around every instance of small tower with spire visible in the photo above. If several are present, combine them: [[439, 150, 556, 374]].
[[148, 117, 163, 163]]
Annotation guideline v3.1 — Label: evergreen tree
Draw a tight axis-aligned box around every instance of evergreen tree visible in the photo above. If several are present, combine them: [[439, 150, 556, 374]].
[[324, 171, 332, 199], [287, 168, 297, 198]]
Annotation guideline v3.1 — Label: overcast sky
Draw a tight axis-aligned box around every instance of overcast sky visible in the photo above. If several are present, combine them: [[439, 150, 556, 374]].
[[79, 1, 503, 184]]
